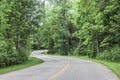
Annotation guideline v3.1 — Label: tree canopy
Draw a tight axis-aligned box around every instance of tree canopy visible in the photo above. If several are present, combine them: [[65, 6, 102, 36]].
[[0, 0, 120, 67]]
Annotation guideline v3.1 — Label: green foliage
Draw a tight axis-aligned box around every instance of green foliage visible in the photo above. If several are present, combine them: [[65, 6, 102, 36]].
[[37, 0, 75, 55], [1, 0, 120, 67], [97, 47, 120, 62], [73, 43, 86, 56], [72, 0, 120, 59], [97, 50, 112, 61], [111, 47, 120, 61], [0, 0, 40, 67], [35, 0, 120, 62], [0, 47, 30, 67], [0, 53, 17, 67]]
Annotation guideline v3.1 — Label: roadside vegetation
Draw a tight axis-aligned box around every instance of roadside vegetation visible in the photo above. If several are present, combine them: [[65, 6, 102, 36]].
[[0, 0, 120, 76], [36, 0, 120, 62], [0, 0, 41, 67], [0, 57, 43, 74]]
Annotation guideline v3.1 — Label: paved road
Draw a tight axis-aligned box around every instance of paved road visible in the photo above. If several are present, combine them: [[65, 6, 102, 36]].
[[0, 50, 118, 80]]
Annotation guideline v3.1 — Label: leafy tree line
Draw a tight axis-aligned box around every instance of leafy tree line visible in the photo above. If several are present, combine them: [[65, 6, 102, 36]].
[[0, 0, 120, 68], [0, 0, 41, 67], [37, 0, 77, 55], [73, 0, 120, 61], [37, 0, 120, 62]]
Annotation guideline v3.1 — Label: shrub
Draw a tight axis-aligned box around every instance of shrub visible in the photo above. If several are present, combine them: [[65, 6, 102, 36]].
[[0, 47, 30, 68], [73, 44, 87, 56], [96, 50, 112, 61], [0, 52, 29, 67], [111, 47, 120, 61], [97, 47, 120, 62]]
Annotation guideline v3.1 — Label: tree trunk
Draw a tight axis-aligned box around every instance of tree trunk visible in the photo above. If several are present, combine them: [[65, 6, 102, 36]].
[[16, 34, 20, 54], [16, 26, 20, 54], [96, 38, 99, 54], [96, 32, 99, 54]]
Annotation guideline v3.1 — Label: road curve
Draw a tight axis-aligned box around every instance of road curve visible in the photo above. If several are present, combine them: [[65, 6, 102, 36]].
[[0, 50, 118, 80]]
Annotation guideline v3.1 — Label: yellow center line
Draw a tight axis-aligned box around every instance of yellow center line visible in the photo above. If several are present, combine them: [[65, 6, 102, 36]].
[[48, 61, 70, 80]]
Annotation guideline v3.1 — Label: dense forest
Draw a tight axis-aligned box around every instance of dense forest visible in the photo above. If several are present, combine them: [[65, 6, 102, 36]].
[[0, 0, 120, 67]]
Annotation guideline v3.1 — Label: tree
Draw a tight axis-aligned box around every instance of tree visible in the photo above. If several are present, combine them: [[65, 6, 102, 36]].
[[37, 0, 73, 55], [73, 0, 105, 57], [0, 0, 40, 67]]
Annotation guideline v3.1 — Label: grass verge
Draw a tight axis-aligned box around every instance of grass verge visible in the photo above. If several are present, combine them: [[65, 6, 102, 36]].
[[69, 56, 120, 80], [0, 57, 43, 74]]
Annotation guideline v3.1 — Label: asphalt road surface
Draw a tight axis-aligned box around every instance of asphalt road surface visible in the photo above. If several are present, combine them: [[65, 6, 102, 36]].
[[0, 50, 118, 80]]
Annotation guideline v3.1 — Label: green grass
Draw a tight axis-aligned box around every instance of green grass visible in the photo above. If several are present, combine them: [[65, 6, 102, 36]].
[[0, 57, 43, 74], [69, 56, 120, 80]]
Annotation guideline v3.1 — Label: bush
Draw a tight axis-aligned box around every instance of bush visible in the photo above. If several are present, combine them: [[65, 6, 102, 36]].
[[97, 47, 120, 62], [0, 36, 31, 68], [73, 44, 87, 56], [111, 47, 120, 61], [0, 52, 29, 67], [96, 50, 112, 60], [0, 48, 30, 68]]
